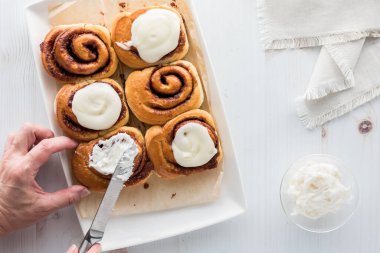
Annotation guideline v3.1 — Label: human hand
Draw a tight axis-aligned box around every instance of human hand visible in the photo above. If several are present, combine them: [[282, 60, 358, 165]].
[[66, 243, 101, 253], [0, 123, 90, 234]]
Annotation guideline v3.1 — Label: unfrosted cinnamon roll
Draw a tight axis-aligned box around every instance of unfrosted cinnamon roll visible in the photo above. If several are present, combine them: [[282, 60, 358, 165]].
[[55, 79, 129, 141], [145, 109, 222, 179], [41, 24, 118, 83], [111, 6, 189, 69], [72, 127, 152, 191], [125, 60, 204, 125]]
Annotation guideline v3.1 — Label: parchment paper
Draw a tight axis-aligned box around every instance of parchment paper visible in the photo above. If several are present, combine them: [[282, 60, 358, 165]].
[[48, 0, 223, 218]]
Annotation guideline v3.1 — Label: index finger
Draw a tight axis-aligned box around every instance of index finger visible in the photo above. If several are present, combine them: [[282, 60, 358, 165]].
[[6, 123, 54, 156], [25, 136, 77, 176]]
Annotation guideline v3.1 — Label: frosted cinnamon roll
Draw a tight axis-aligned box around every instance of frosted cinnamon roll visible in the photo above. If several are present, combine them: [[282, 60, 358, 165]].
[[41, 24, 118, 83], [145, 109, 222, 179], [111, 6, 189, 69], [125, 60, 204, 125], [55, 79, 129, 141], [72, 127, 152, 191]]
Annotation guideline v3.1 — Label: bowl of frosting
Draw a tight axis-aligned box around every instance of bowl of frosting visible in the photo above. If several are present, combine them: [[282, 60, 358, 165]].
[[280, 154, 359, 233]]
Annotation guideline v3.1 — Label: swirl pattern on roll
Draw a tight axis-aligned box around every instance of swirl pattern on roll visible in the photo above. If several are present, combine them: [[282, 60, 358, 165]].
[[72, 127, 153, 191], [55, 79, 129, 142], [41, 24, 118, 83], [145, 109, 223, 179], [125, 60, 204, 125]]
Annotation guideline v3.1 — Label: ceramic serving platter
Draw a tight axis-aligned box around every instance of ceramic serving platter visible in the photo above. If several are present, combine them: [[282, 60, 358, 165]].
[[25, 0, 246, 250]]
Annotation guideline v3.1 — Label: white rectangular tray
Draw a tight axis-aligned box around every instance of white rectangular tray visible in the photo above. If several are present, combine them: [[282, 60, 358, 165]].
[[25, 0, 246, 250]]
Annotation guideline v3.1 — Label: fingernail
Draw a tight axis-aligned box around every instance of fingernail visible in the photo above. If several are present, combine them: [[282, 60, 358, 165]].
[[64, 137, 78, 147], [71, 139, 79, 147], [67, 244, 77, 253], [92, 243, 102, 250], [80, 188, 91, 198]]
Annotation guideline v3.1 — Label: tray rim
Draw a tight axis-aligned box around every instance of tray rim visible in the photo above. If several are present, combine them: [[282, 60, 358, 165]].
[[24, 0, 247, 250]]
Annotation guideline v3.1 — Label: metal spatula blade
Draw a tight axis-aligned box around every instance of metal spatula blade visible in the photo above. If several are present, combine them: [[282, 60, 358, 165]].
[[78, 159, 125, 253]]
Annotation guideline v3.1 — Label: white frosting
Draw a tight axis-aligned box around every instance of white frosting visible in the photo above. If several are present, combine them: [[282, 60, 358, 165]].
[[72, 82, 122, 131], [115, 41, 133, 51], [287, 161, 351, 219], [89, 133, 138, 181], [172, 123, 217, 167], [118, 9, 181, 63]]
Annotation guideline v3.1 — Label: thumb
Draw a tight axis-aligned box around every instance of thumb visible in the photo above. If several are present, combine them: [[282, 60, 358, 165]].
[[88, 243, 102, 253], [66, 244, 79, 253], [42, 185, 90, 213]]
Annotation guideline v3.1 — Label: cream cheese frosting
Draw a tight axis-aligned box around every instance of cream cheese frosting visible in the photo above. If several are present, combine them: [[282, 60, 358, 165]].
[[71, 82, 122, 131], [172, 123, 217, 167], [117, 8, 181, 63], [287, 161, 351, 219], [89, 133, 138, 181]]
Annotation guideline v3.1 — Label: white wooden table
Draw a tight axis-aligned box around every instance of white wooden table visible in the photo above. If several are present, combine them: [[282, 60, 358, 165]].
[[2, 0, 380, 252]]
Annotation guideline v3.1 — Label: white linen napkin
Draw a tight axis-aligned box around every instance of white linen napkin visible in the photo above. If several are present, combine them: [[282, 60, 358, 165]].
[[297, 38, 380, 128], [257, 0, 380, 129], [304, 39, 365, 101]]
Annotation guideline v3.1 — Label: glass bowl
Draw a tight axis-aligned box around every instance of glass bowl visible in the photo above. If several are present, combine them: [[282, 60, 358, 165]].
[[280, 154, 359, 233]]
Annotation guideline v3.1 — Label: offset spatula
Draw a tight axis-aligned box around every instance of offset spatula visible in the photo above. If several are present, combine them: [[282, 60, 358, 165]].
[[79, 158, 125, 253]]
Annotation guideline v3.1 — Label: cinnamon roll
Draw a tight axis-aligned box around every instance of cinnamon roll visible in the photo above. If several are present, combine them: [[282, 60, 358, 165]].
[[125, 60, 204, 125], [72, 127, 152, 191], [145, 109, 222, 179], [111, 6, 189, 69], [41, 24, 118, 83], [55, 79, 129, 141]]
